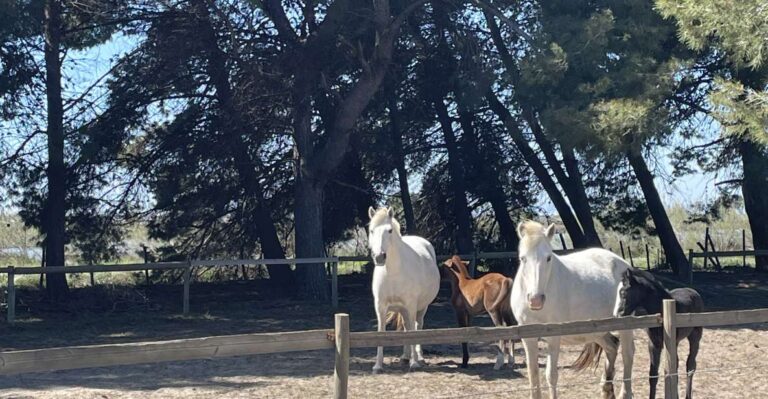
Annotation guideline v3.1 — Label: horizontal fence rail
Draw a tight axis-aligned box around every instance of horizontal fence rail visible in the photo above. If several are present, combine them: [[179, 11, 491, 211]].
[[0, 305, 767, 399], [0, 329, 334, 376], [349, 315, 661, 348], [2, 257, 340, 323]]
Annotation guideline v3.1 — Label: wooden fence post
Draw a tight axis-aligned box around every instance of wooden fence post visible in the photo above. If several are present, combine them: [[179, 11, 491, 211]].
[[742, 229, 747, 268], [645, 244, 651, 270], [627, 246, 634, 268], [7, 266, 15, 324], [334, 313, 350, 399], [89, 262, 95, 286], [619, 241, 626, 259], [558, 233, 567, 250], [183, 260, 191, 315], [663, 299, 678, 399], [687, 248, 694, 285], [703, 227, 710, 269], [143, 245, 150, 285], [331, 260, 339, 308]]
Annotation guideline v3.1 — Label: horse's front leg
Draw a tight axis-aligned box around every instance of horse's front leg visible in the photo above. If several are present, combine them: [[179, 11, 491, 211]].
[[403, 308, 420, 371], [414, 308, 428, 365], [545, 337, 560, 399], [521, 337, 542, 399], [619, 330, 634, 399], [647, 334, 662, 399], [685, 328, 702, 399], [373, 303, 387, 374], [488, 309, 506, 370], [455, 308, 471, 368]]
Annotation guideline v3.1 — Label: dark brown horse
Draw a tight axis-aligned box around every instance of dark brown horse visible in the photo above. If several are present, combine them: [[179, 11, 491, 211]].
[[443, 255, 516, 369], [615, 267, 704, 399]]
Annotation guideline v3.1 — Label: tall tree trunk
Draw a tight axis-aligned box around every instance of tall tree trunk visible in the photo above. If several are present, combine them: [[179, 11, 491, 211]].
[[389, 101, 418, 234], [434, 97, 475, 254], [456, 107, 519, 252], [262, 0, 419, 300], [195, 0, 292, 287], [526, 111, 602, 247], [486, 92, 588, 247], [739, 139, 768, 271], [627, 149, 689, 277], [43, 0, 68, 299], [483, 12, 593, 247], [293, 173, 329, 300], [560, 145, 602, 246]]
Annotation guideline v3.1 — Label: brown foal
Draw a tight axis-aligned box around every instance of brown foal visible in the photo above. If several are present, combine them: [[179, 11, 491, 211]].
[[443, 255, 516, 369]]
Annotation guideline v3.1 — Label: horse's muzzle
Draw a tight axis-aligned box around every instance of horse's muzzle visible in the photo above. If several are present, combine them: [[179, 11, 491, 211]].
[[528, 294, 545, 311], [374, 253, 387, 266]]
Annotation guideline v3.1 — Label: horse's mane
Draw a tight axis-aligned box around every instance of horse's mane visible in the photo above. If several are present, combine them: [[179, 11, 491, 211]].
[[519, 220, 546, 237], [627, 268, 671, 296], [369, 208, 402, 237], [518, 220, 550, 250]]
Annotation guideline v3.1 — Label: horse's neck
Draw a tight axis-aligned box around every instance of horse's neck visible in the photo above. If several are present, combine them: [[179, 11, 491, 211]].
[[385, 235, 405, 273], [646, 286, 673, 314], [453, 262, 472, 282]]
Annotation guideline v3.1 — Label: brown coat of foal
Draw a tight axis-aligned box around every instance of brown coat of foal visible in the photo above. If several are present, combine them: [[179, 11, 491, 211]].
[[443, 255, 517, 369]]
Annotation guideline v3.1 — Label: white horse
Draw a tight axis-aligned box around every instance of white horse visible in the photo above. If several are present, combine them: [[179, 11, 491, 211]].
[[368, 207, 440, 373], [511, 221, 635, 399]]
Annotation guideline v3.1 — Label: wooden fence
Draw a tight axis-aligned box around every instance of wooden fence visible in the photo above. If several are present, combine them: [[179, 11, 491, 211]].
[[2, 250, 584, 324], [1, 301, 768, 399], [0, 257, 339, 323]]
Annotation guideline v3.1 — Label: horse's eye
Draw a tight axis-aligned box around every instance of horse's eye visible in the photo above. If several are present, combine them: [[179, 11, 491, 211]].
[[387, 227, 393, 233], [519, 258, 526, 264], [546, 255, 552, 262]]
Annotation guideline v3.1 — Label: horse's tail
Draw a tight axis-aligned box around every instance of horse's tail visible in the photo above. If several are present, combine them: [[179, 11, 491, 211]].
[[386, 311, 405, 331], [572, 343, 603, 371], [489, 277, 514, 313]]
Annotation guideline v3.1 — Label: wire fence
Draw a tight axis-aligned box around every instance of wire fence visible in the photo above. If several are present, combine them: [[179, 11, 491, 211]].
[[431, 362, 768, 399]]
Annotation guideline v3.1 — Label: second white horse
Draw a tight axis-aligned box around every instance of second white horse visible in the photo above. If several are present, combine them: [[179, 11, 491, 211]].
[[368, 207, 440, 373]]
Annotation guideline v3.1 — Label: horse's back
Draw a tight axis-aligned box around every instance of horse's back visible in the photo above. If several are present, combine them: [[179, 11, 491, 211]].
[[670, 287, 705, 313], [401, 235, 437, 263], [560, 247, 630, 280]]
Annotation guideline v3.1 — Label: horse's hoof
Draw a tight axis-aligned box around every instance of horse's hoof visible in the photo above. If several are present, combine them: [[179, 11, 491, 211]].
[[409, 361, 422, 371], [460, 363, 468, 369], [372, 365, 384, 374]]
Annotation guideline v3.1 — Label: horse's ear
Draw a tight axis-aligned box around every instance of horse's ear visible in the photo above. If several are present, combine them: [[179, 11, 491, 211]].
[[461, 261, 470, 266], [443, 258, 453, 267], [387, 207, 394, 218], [622, 268, 633, 284], [516, 222, 526, 239], [545, 224, 556, 239], [368, 206, 376, 219]]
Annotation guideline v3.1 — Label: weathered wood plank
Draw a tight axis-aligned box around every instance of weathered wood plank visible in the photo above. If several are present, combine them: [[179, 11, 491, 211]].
[[0, 330, 333, 375], [334, 314, 350, 399], [675, 309, 768, 328], [1, 262, 187, 275], [349, 315, 661, 348], [663, 299, 678, 399], [192, 258, 338, 267]]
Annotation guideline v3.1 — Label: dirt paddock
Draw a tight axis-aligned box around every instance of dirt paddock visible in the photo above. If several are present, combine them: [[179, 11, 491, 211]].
[[1, 270, 767, 398]]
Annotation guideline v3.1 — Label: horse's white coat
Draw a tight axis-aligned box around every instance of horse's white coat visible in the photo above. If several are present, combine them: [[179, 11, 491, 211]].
[[511, 221, 635, 399], [368, 207, 440, 373]]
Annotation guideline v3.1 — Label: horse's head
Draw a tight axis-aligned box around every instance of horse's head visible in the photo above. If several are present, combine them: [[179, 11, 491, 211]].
[[368, 206, 401, 266], [614, 267, 664, 317], [516, 220, 557, 311], [442, 255, 469, 278]]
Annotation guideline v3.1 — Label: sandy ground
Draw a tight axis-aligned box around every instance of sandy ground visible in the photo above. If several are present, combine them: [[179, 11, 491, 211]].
[[1, 271, 767, 398]]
